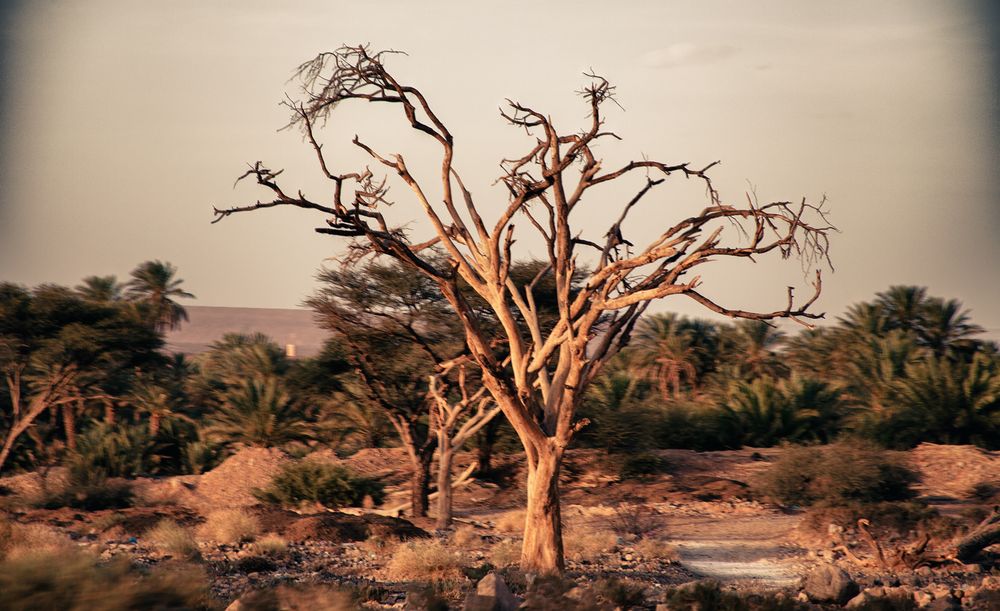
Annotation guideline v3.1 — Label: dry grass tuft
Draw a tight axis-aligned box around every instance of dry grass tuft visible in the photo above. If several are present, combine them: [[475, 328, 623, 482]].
[[564, 524, 617, 562], [1, 519, 73, 561], [450, 524, 479, 547], [196, 509, 260, 545], [253, 533, 289, 557], [489, 539, 521, 567], [385, 539, 467, 582], [494, 509, 525, 533], [145, 520, 201, 560], [633, 536, 678, 562]]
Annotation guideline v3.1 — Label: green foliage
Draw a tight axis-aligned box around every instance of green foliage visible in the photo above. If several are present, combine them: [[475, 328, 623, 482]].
[[204, 377, 316, 448], [72, 422, 162, 478], [756, 441, 918, 507], [254, 459, 385, 509], [0, 551, 217, 611]]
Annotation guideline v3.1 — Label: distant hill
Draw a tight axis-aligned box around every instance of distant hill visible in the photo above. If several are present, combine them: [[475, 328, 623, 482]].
[[164, 306, 328, 357]]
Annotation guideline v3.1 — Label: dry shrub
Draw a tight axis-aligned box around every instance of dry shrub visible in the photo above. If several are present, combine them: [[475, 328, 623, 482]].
[[489, 539, 521, 567], [609, 503, 659, 540], [145, 520, 200, 560], [233, 584, 356, 611], [800, 501, 960, 540], [197, 509, 260, 545], [0, 550, 216, 611], [633, 537, 678, 562], [968, 479, 1000, 503], [494, 509, 525, 533], [450, 524, 478, 547], [385, 539, 466, 582], [564, 525, 617, 562], [252, 533, 289, 557], [664, 580, 807, 611], [357, 534, 400, 558], [756, 441, 917, 507], [1, 520, 73, 561]]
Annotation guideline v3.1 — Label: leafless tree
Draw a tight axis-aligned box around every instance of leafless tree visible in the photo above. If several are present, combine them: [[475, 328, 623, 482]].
[[427, 360, 501, 529], [214, 45, 833, 573]]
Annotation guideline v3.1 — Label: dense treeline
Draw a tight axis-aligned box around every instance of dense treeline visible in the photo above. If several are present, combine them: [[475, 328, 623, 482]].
[[2, 264, 998, 483]]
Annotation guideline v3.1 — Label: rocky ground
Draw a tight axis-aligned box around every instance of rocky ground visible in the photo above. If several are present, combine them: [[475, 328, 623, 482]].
[[1, 443, 998, 609]]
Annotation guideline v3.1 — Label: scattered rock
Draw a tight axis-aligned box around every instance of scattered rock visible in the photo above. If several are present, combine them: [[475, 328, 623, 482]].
[[462, 572, 520, 611], [803, 563, 860, 605]]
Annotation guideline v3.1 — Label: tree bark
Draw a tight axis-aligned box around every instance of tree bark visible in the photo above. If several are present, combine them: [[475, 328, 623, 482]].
[[954, 508, 1000, 563], [63, 403, 78, 451], [410, 450, 434, 518], [149, 412, 161, 437], [476, 417, 500, 476], [521, 442, 564, 574], [435, 438, 454, 529]]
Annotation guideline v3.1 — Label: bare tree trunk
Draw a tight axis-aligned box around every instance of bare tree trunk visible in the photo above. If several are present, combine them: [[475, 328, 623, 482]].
[[63, 402, 78, 451], [521, 443, 564, 574], [104, 401, 115, 424], [410, 450, 433, 518], [476, 417, 500, 476], [435, 436, 454, 529], [149, 412, 161, 437]]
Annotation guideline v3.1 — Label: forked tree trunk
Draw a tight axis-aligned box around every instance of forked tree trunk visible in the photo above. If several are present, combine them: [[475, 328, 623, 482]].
[[521, 443, 565, 574], [435, 439, 455, 529]]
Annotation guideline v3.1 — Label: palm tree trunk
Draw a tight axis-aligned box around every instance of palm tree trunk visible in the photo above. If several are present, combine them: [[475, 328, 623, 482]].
[[149, 412, 161, 437], [63, 402, 78, 451]]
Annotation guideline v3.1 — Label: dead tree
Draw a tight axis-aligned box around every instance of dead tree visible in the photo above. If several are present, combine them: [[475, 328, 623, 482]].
[[428, 361, 502, 529], [214, 45, 833, 573], [955, 507, 1000, 564]]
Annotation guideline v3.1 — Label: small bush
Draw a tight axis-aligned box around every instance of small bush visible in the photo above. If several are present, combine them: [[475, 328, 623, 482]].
[[0, 520, 73, 561], [385, 539, 466, 582], [450, 524, 478, 547], [33, 467, 133, 511], [145, 520, 200, 560], [664, 580, 807, 611], [592, 578, 646, 608], [253, 460, 385, 509], [633, 536, 678, 562], [619, 452, 668, 480], [755, 441, 917, 507], [968, 479, 1000, 503], [252, 533, 288, 557], [801, 501, 960, 540], [564, 525, 617, 562], [0, 550, 217, 611], [609, 503, 659, 540], [197, 509, 260, 545]]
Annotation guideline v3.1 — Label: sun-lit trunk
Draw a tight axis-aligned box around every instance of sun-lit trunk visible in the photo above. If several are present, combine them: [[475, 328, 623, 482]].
[[435, 437, 454, 529], [149, 412, 161, 437], [63, 402, 78, 451], [520, 442, 564, 574]]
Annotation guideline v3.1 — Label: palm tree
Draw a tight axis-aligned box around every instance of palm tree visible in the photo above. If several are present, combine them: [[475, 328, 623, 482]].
[[718, 377, 810, 447], [125, 261, 195, 332], [888, 353, 1000, 448], [129, 381, 181, 437], [919, 297, 984, 358], [632, 313, 705, 399], [75, 275, 125, 302], [717, 320, 787, 380], [204, 377, 315, 448], [876, 285, 929, 332]]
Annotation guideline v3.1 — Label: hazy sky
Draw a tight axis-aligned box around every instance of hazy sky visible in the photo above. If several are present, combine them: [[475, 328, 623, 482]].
[[1, 1, 997, 337]]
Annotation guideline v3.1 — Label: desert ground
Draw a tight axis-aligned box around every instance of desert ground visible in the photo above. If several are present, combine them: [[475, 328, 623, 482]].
[[1, 442, 998, 609]]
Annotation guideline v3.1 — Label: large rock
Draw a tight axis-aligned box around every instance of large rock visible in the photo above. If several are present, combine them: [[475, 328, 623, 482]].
[[462, 572, 520, 611], [803, 564, 859, 605]]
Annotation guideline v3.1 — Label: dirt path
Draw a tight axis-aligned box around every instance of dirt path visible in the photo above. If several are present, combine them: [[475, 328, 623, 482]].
[[664, 513, 806, 587]]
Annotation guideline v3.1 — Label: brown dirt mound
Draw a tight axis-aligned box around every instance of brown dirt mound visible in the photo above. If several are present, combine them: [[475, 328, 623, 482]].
[[909, 443, 1000, 500], [193, 447, 290, 510], [251, 506, 427, 542]]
